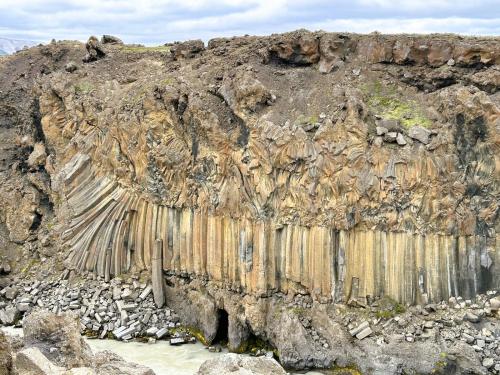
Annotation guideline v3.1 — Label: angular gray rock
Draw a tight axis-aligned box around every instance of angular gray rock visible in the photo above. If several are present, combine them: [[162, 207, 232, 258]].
[[408, 126, 431, 144]]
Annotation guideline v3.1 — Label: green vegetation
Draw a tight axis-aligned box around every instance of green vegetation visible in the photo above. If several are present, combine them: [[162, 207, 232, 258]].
[[295, 114, 319, 127], [430, 352, 450, 374], [234, 335, 279, 359], [74, 81, 95, 94], [362, 80, 432, 128], [328, 365, 363, 375], [168, 326, 209, 346], [288, 306, 307, 316], [118, 45, 171, 54], [374, 296, 406, 319]]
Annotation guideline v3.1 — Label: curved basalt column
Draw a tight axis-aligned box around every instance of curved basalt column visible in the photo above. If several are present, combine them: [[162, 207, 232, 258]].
[[56, 154, 499, 304], [38, 32, 499, 305]]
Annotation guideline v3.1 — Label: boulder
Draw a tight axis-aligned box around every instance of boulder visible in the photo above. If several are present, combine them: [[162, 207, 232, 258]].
[[0, 331, 12, 375], [196, 353, 286, 375], [83, 36, 105, 63], [318, 34, 353, 73], [101, 35, 123, 45], [23, 311, 93, 368], [65, 62, 78, 73], [14, 347, 65, 375], [94, 350, 155, 375], [396, 133, 407, 146], [170, 40, 204, 60], [408, 126, 431, 144]]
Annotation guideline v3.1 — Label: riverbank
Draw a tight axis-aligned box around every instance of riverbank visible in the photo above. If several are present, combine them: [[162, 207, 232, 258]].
[[1, 271, 499, 373]]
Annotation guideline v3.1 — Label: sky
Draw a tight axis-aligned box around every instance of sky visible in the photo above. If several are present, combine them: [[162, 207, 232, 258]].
[[0, 0, 499, 45]]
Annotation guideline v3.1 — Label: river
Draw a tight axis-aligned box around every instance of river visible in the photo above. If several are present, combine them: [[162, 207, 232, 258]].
[[1, 326, 322, 374]]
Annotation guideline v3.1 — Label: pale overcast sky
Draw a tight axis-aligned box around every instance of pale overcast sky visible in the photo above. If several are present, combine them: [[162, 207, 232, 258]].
[[0, 0, 499, 44]]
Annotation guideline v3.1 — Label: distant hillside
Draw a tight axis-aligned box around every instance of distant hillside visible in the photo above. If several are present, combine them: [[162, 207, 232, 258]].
[[0, 37, 38, 54]]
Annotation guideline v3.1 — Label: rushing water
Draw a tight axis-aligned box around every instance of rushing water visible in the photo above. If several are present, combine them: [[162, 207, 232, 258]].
[[1, 326, 323, 375]]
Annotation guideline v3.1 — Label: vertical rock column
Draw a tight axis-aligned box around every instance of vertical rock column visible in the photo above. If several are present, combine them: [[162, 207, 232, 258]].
[[152, 239, 165, 308]]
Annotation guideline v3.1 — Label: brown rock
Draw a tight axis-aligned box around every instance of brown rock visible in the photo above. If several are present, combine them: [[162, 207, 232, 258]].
[[268, 31, 319, 65], [83, 36, 105, 63], [170, 39, 205, 60], [318, 34, 354, 73]]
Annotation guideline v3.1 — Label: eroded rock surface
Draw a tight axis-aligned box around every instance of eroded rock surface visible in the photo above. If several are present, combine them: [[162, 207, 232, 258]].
[[0, 29, 499, 374]]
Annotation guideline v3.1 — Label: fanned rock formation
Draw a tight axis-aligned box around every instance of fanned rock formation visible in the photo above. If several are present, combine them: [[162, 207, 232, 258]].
[[30, 31, 499, 305], [0, 30, 499, 372]]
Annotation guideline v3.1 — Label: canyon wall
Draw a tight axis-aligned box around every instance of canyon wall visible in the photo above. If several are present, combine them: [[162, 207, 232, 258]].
[[1, 31, 499, 304]]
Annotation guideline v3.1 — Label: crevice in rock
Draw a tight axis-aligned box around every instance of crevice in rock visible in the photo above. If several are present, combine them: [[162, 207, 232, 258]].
[[213, 309, 229, 345], [29, 212, 43, 232]]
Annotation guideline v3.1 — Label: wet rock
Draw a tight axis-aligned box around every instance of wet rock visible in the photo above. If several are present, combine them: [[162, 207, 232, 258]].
[[196, 353, 286, 375], [170, 40, 205, 60], [101, 35, 123, 45], [408, 126, 431, 144]]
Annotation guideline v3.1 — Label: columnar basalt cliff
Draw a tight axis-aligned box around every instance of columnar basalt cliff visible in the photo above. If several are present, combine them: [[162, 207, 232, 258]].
[[0, 30, 499, 372]]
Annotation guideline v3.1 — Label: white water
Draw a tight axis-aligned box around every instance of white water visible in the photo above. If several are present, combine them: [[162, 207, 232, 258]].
[[1, 326, 323, 375]]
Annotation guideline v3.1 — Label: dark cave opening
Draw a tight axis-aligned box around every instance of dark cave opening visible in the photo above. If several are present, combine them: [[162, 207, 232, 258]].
[[213, 309, 229, 345]]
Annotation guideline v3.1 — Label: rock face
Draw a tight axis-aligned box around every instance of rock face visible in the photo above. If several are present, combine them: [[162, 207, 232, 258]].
[[0, 29, 499, 374], [196, 353, 286, 375]]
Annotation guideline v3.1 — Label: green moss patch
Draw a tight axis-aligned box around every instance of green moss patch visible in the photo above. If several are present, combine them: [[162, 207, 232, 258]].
[[74, 81, 95, 94], [373, 296, 406, 319], [363, 80, 431, 128], [328, 365, 363, 375]]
